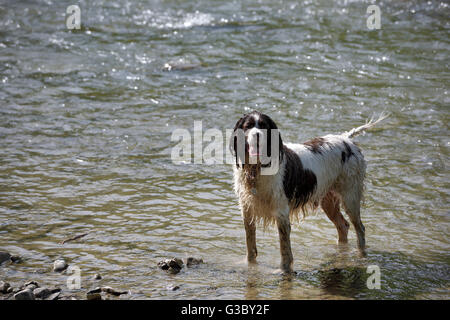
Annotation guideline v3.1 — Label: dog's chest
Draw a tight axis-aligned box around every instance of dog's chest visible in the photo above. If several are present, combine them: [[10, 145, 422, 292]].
[[253, 176, 277, 197], [239, 173, 283, 208]]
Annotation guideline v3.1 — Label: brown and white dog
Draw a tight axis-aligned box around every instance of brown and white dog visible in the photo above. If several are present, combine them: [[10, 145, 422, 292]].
[[229, 111, 387, 273]]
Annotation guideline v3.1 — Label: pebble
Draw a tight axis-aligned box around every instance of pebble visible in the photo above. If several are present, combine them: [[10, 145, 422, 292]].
[[53, 259, 68, 272], [92, 273, 102, 280], [158, 257, 184, 274], [101, 286, 128, 296], [10, 255, 21, 263], [167, 285, 180, 291], [88, 286, 127, 296], [34, 287, 51, 299], [46, 290, 61, 300], [23, 280, 39, 291], [0, 281, 12, 294], [186, 257, 204, 267], [0, 251, 11, 264], [87, 287, 102, 294], [14, 289, 35, 300]]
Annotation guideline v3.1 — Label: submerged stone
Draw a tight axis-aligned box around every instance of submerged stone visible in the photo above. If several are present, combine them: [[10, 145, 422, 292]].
[[186, 257, 204, 267], [53, 259, 68, 272], [92, 273, 102, 280]]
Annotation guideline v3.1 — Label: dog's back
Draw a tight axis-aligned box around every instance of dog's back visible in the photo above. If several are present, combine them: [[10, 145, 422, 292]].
[[285, 134, 366, 211]]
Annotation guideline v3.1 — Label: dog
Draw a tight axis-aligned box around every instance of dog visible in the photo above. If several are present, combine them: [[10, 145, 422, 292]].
[[229, 111, 388, 273]]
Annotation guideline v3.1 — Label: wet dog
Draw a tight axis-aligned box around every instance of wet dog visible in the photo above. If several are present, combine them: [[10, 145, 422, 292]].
[[229, 111, 388, 273]]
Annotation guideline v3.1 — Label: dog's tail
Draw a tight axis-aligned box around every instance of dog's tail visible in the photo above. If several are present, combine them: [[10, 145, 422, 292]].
[[342, 112, 390, 139]]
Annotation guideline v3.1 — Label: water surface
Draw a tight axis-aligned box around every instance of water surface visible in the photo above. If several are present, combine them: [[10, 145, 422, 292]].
[[0, 0, 449, 299]]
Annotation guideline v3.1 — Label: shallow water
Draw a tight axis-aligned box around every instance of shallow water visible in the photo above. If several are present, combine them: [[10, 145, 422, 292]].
[[0, 0, 449, 299]]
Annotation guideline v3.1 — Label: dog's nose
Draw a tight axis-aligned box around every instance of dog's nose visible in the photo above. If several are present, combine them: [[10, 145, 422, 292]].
[[248, 129, 262, 157]]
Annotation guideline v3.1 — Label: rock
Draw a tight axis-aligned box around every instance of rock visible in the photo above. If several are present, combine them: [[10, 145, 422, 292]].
[[14, 289, 35, 300], [53, 259, 68, 272], [186, 257, 204, 267], [25, 284, 38, 291], [169, 258, 183, 269], [0, 252, 11, 264], [166, 285, 180, 291], [46, 289, 61, 300], [0, 281, 12, 294], [23, 280, 39, 291], [158, 257, 184, 274], [86, 292, 102, 300], [92, 273, 102, 280], [157, 260, 170, 270], [101, 286, 128, 296], [34, 287, 51, 299], [87, 287, 102, 294], [10, 255, 22, 263]]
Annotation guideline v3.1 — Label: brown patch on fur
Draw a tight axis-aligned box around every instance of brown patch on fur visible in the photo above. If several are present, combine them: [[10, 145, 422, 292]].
[[303, 137, 325, 154], [282, 146, 317, 211]]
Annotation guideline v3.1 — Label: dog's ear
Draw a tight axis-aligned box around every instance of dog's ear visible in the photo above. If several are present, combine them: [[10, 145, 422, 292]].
[[229, 115, 245, 156], [267, 128, 283, 161], [229, 114, 247, 167], [276, 125, 283, 161]]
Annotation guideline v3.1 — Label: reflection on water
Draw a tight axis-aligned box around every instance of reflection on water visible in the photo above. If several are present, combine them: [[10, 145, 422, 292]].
[[240, 248, 449, 300], [0, 0, 449, 299]]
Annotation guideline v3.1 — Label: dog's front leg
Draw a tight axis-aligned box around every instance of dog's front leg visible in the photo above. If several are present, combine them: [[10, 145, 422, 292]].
[[276, 212, 293, 273], [243, 213, 257, 263]]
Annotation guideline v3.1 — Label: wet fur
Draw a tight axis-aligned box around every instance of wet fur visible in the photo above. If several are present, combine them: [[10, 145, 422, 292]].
[[230, 111, 388, 272]]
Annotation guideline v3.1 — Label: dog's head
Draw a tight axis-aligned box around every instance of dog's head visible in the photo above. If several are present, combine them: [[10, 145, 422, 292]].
[[229, 111, 283, 170]]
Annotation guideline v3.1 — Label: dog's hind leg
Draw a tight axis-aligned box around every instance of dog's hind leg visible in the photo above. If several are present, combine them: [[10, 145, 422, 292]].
[[243, 213, 257, 263], [321, 192, 349, 244], [276, 208, 294, 273], [341, 193, 366, 252]]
